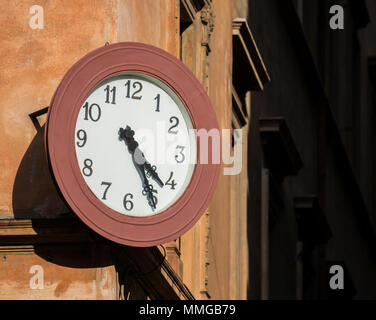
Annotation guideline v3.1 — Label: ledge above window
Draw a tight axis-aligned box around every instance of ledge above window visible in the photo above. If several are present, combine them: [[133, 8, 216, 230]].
[[232, 18, 270, 91]]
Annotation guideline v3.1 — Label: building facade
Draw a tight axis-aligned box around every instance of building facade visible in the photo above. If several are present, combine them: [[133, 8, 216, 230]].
[[0, 0, 375, 299]]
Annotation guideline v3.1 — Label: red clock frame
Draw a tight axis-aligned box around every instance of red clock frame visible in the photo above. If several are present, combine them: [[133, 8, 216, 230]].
[[45, 42, 220, 247]]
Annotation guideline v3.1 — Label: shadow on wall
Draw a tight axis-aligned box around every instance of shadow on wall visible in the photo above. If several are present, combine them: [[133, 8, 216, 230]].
[[11, 121, 116, 269], [12, 123, 70, 219], [10, 118, 160, 299]]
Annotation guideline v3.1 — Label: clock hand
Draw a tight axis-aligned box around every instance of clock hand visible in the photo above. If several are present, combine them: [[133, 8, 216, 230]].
[[119, 126, 138, 153], [119, 126, 158, 210], [134, 161, 157, 210], [119, 126, 164, 188], [143, 161, 164, 188]]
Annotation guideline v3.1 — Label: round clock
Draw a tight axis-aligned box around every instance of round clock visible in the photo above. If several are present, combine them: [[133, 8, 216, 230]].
[[46, 42, 220, 247]]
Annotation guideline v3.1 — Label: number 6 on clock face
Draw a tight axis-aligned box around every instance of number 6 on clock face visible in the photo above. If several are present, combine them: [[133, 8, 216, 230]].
[[74, 73, 197, 217]]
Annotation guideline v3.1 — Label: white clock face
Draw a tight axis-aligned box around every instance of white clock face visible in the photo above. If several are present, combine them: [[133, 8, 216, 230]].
[[74, 73, 196, 217]]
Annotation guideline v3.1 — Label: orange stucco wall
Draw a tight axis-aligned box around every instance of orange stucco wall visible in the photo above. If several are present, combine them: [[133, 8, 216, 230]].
[[0, 0, 235, 300]]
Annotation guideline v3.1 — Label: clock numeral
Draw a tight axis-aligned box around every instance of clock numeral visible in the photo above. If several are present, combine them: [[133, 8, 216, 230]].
[[123, 193, 134, 211], [101, 182, 112, 200], [104, 85, 116, 104], [82, 159, 93, 177], [175, 145, 186, 163], [83, 102, 101, 122], [124, 80, 143, 100], [168, 116, 179, 134], [165, 172, 177, 190], [76, 129, 87, 147], [132, 82, 143, 100], [154, 94, 160, 112]]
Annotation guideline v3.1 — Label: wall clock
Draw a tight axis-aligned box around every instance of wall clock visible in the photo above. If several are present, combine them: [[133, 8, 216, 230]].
[[45, 42, 220, 247]]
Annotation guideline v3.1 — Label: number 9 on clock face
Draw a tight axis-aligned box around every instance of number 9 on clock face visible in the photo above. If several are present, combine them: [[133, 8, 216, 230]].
[[74, 73, 197, 217]]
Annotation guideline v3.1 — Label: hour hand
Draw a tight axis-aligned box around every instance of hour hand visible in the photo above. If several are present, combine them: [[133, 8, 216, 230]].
[[143, 162, 164, 188], [132, 144, 164, 188], [119, 125, 164, 188]]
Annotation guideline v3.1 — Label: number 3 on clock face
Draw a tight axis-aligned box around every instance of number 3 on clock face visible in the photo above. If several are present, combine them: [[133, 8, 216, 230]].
[[74, 73, 197, 218]]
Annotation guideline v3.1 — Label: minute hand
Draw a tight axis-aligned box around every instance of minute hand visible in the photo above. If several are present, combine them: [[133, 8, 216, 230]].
[[134, 160, 157, 209]]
